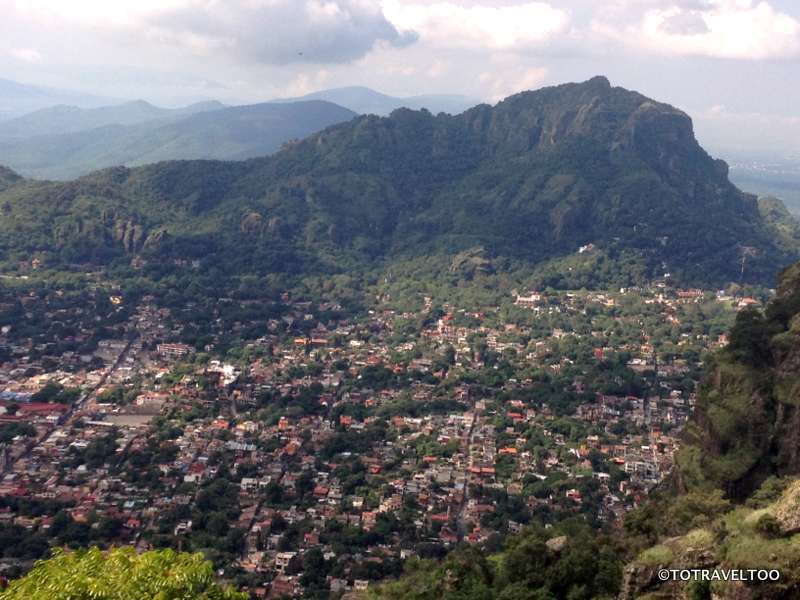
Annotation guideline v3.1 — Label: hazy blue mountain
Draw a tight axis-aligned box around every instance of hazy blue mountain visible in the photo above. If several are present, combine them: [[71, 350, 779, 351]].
[[0, 100, 356, 180], [0, 99, 225, 140], [0, 77, 114, 119], [272, 85, 478, 116]]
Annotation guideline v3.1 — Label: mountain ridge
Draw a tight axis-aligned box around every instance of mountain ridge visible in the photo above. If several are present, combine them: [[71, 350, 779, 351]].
[[271, 85, 479, 116], [0, 76, 796, 291], [0, 77, 115, 120], [0, 100, 357, 180], [0, 99, 226, 140]]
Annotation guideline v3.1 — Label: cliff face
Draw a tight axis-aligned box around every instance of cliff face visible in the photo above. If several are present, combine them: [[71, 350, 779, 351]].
[[621, 479, 800, 600], [675, 263, 800, 500]]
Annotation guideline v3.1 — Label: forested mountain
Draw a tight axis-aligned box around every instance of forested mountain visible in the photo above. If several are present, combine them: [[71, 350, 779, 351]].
[[0, 100, 357, 180], [0, 99, 225, 139], [0, 76, 796, 292], [272, 85, 477, 116]]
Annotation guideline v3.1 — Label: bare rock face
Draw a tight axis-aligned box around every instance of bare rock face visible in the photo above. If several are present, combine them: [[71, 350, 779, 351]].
[[143, 228, 167, 249], [115, 220, 146, 253], [618, 562, 662, 600], [772, 480, 800, 535], [712, 582, 756, 600], [240, 211, 264, 235], [545, 535, 568, 553]]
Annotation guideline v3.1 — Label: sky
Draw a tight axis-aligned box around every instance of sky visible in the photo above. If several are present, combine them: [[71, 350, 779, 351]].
[[1, 0, 799, 157]]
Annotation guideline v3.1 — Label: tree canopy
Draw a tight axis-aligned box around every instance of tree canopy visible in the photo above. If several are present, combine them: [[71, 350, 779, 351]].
[[0, 547, 246, 600]]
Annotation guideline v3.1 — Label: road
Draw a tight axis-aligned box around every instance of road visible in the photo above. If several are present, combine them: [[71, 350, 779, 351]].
[[456, 402, 480, 540], [1, 336, 137, 475]]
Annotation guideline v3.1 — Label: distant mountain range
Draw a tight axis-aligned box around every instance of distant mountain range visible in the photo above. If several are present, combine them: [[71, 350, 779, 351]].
[[272, 86, 478, 116], [0, 81, 477, 180], [0, 99, 226, 139], [0, 100, 356, 180], [0, 76, 796, 290], [0, 78, 114, 121]]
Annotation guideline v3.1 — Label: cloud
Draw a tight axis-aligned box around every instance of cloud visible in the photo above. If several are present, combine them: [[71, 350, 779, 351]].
[[5, 0, 417, 65], [9, 47, 43, 63], [702, 103, 800, 126], [381, 1, 570, 51], [480, 64, 549, 102], [593, 0, 800, 59], [144, 0, 418, 65]]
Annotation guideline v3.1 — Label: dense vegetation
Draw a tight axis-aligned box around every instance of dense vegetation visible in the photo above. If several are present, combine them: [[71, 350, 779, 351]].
[[372, 521, 621, 600], [0, 547, 246, 599], [0, 76, 795, 300], [675, 261, 800, 499]]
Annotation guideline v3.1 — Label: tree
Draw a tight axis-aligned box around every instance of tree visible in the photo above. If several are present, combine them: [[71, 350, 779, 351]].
[[0, 547, 246, 600]]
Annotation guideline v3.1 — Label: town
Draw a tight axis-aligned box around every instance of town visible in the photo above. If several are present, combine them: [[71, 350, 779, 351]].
[[0, 279, 765, 597]]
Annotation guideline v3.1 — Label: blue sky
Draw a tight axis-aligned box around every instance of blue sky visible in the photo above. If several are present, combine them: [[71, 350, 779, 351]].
[[1, 0, 799, 156]]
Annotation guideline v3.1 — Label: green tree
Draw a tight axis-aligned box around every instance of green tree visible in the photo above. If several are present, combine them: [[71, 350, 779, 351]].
[[0, 547, 246, 600]]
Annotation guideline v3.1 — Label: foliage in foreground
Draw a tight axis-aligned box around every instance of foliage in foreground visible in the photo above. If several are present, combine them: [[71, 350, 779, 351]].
[[0, 546, 246, 600], [371, 522, 621, 600]]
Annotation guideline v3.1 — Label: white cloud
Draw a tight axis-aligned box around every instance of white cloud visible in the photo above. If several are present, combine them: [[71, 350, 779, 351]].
[[5, 0, 417, 65], [283, 69, 334, 97], [701, 103, 800, 126], [4, 0, 184, 29], [381, 1, 570, 51], [9, 47, 43, 63], [593, 0, 800, 59], [480, 65, 549, 102]]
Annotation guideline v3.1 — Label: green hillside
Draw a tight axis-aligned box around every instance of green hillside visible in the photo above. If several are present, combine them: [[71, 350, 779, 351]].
[[0, 76, 796, 294]]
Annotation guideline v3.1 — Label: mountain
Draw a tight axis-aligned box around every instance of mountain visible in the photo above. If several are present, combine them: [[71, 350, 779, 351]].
[[272, 85, 478, 116], [0, 77, 114, 120], [0, 76, 797, 292], [0, 99, 225, 140], [0, 100, 357, 180]]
